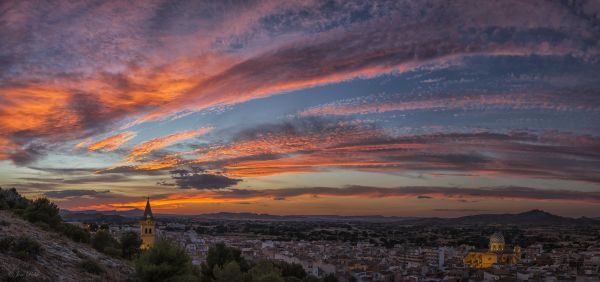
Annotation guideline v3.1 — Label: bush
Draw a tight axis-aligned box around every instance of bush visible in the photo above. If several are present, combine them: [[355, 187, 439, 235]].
[[11, 236, 43, 260], [34, 221, 50, 231], [23, 198, 61, 228], [0, 236, 15, 252], [135, 239, 199, 282], [274, 261, 306, 279], [92, 230, 120, 254], [0, 187, 31, 210], [58, 222, 91, 243], [120, 231, 142, 259], [322, 273, 339, 282], [103, 246, 122, 257], [203, 242, 248, 280], [78, 258, 105, 275], [248, 260, 283, 282], [213, 261, 245, 282]]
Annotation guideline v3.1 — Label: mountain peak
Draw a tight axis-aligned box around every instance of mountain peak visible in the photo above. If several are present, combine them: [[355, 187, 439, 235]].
[[518, 209, 558, 217]]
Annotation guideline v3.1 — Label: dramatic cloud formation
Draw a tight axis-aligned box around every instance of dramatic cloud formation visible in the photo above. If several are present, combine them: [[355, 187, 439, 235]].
[[1, 0, 599, 216], [1, 0, 599, 163]]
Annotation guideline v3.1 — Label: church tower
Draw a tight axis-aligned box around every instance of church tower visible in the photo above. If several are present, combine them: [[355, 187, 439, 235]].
[[140, 197, 156, 250]]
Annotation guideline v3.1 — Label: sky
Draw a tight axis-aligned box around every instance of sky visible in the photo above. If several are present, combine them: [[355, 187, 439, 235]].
[[0, 0, 599, 217]]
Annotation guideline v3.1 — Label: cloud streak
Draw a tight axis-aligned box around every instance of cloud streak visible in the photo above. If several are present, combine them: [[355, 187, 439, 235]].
[[88, 132, 136, 152], [45, 189, 113, 199], [299, 92, 600, 117], [126, 128, 212, 162]]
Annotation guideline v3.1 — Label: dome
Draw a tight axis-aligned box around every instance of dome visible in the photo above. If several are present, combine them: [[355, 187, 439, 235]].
[[490, 232, 505, 244]]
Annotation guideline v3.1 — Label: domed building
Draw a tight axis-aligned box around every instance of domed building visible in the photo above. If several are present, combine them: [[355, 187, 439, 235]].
[[463, 232, 521, 268]]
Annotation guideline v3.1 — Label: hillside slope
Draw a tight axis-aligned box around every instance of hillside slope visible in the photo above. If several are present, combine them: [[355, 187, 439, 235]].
[[0, 210, 133, 281]]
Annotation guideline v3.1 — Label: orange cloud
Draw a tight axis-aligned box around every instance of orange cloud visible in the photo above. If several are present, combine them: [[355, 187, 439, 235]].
[[88, 132, 136, 152], [126, 128, 212, 162], [133, 155, 183, 171]]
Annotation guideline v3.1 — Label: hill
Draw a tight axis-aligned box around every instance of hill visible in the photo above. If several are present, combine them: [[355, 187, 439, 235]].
[[60, 210, 137, 225], [405, 209, 599, 226], [0, 210, 133, 281], [64, 208, 596, 225]]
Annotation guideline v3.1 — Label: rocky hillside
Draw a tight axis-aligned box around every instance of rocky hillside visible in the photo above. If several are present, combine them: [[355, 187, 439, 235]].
[[0, 210, 133, 281]]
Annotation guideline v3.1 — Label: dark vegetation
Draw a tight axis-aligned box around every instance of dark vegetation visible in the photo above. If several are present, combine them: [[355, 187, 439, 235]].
[[135, 239, 200, 282], [0, 235, 43, 260], [133, 239, 335, 282], [78, 258, 105, 275], [0, 187, 141, 262], [1, 187, 91, 243], [197, 242, 329, 282]]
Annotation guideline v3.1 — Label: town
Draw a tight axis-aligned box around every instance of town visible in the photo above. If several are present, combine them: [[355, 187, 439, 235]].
[[74, 200, 600, 282]]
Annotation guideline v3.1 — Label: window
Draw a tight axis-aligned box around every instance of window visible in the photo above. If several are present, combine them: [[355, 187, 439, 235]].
[[149, 228, 152, 234]]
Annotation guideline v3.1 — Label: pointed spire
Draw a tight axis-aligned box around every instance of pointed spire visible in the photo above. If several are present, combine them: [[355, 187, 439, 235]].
[[143, 197, 153, 220]]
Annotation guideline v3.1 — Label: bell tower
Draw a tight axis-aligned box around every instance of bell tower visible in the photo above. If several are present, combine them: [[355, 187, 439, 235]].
[[140, 197, 156, 250]]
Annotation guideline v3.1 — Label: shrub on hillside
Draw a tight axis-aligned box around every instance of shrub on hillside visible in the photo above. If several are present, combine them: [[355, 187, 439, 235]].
[[92, 230, 121, 256], [0, 189, 103, 251], [120, 231, 142, 259], [24, 198, 61, 227], [0, 236, 15, 252], [58, 222, 91, 243], [0, 187, 32, 210], [78, 258, 105, 275], [13, 236, 43, 260], [1, 236, 43, 260], [135, 239, 199, 282]]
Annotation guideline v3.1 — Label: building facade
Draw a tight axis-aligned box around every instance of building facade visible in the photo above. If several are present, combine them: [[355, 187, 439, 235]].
[[463, 232, 521, 268], [140, 197, 156, 250]]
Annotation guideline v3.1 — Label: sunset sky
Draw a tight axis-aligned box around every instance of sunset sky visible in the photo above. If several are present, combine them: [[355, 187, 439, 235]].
[[1, 0, 599, 217]]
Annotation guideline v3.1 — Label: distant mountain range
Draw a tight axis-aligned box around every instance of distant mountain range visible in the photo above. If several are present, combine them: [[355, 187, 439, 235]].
[[402, 209, 599, 225], [61, 209, 416, 222], [61, 209, 600, 225]]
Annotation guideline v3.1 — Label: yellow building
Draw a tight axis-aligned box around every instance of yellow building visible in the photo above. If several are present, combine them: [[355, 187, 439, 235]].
[[140, 197, 156, 250], [463, 232, 521, 268]]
